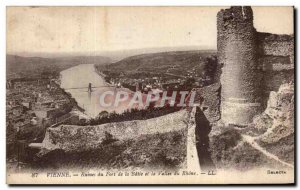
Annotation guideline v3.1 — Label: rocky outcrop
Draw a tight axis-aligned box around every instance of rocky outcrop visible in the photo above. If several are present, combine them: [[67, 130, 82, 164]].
[[33, 128, 187, 170], [253, 82, 294, 163], [209, 82, 294, 170], [31, 110, 189, 170], [253, 82, 294, 143], [39, 110, 189, 153]]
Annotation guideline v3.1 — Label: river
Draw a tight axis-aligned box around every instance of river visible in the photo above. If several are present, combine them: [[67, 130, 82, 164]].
[[60, 64, 134, 117]]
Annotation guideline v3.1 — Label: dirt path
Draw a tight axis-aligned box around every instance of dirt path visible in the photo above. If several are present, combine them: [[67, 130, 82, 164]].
[[242, 135, 294, 168]]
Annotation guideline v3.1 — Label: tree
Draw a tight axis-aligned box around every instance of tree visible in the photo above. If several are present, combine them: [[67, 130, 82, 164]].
[[97, 111, 109, 119]]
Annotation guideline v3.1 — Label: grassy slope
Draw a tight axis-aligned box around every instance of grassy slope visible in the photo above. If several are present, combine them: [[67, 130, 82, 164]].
[[101, 50, 216, 74], [26, 129, 187, 171]]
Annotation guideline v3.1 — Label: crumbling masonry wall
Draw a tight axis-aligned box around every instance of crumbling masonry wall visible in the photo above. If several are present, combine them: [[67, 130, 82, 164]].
[[217, 6, 294, 126], [257, 32, 295, 107]]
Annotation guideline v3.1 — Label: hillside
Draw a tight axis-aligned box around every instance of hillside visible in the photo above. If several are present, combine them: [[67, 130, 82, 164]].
[[96, 50, 219, 91], [101, 50, 216, 73], [6, 54, 111, 79]]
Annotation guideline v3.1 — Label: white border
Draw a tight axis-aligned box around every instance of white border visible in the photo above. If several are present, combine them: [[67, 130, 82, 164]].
[[1, 0, 298, 189]]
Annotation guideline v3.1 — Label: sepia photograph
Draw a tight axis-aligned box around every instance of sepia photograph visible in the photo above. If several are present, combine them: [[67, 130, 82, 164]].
[[6, 5, 295, 184]]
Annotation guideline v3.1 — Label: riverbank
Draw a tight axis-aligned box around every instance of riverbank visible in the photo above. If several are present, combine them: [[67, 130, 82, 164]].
[[52, 80, 85, 113], [94, 65, 107, 79]]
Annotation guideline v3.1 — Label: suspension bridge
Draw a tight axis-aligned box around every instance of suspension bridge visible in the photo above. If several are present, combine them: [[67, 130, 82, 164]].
[[63, 83, 115, 92]]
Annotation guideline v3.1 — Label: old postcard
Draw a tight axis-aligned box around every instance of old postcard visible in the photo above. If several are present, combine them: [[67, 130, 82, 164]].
[[6, 6, 295, 184]]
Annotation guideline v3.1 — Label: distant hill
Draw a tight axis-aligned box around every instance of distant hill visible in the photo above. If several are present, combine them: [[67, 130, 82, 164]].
[[6, 54, 111, 79], [11, 46, 216, 62], [101, 46, 216, 61], [102, 50, 217, 73]]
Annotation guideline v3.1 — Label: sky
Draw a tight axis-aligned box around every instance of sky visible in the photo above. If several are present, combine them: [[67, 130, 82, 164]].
[[7, 6, 294, 54]]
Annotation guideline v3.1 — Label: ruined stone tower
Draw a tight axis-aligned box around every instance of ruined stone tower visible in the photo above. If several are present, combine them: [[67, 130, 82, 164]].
[[217, 6, 262, 126]]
